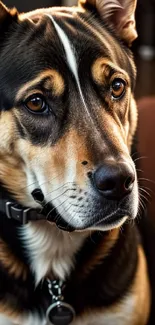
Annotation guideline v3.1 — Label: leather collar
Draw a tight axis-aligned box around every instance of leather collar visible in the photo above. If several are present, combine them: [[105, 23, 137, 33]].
[[0, 187, 74, 231], [0, 188, 53, 225]]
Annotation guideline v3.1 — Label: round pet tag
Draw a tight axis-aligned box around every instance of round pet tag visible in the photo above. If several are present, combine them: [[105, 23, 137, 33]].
[[46, 301, 75, 325]]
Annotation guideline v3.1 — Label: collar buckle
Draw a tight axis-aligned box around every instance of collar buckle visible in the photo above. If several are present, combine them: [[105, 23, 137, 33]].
[[6, 202, 31, 224]]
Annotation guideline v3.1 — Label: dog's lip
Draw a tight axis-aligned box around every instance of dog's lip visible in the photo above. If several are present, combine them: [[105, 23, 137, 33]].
[[51, 208, 130, 232], [93, 208, 130, 227], [55, 222, 75, 232]]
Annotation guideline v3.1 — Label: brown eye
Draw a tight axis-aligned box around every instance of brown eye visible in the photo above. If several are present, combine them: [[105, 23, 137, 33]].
[[25, 95, 47, 113], [111, 78, 126, 99]]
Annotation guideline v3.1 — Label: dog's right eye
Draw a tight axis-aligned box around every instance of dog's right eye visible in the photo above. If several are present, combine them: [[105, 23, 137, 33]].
[[111, 78, 126, 99], [24, 94, 48, 113]]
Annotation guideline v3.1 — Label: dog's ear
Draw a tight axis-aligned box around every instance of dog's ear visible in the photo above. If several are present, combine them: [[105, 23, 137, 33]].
[[0, 1, 18, 30], [79, 0, 137, 46]]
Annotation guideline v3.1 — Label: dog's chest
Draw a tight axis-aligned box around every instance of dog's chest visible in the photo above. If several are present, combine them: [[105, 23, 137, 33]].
[[21, 222, 86, 284], [1, 292, 137, 325]]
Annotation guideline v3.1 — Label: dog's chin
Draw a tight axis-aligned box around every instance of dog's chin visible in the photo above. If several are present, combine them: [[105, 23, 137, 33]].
[[89, 214, 128, 232], [51, 209, 130, 233]]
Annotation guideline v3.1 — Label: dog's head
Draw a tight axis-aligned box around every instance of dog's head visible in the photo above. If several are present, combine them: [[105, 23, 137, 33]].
[[0, 0, 138, 231]]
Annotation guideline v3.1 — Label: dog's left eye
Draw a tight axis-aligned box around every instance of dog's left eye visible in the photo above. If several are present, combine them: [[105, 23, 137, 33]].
[[24, 95, 48, 113], [111, 78, 126, 99]]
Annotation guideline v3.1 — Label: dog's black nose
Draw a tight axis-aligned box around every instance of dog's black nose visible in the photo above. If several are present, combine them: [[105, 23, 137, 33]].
[[93, 161, 135, 200]]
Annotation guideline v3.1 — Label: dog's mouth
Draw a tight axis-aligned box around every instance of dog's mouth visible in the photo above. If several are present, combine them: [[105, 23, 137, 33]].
[[46, 206, 129, 232], [31, 188, 136, 232]]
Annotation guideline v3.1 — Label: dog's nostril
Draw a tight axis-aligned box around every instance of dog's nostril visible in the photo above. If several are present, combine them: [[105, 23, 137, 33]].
[[124, 176, 134, 190]]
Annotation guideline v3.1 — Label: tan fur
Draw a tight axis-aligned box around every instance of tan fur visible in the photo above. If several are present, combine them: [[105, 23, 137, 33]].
[[15, 128, 95, 197], [127, 95, 138, 150], [0, 239, 28, 280], [91, 58, 129, 86], [91, 58, 111, 85], [0, 154, 26, 202], [0, 1, 17, 22], [0, 303, 20, 322], [0, 110, 29, 204], [16, 69, 65, 101], [77, 228, 119, 279], [72, 246, 150, 325], [0, 111, 16, 153]]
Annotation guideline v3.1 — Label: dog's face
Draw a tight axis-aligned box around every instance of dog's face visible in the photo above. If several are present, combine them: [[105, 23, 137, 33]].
[[0, 0, 138, 231]]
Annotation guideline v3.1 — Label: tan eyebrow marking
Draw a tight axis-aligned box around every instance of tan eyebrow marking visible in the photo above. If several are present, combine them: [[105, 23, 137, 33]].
[[92, 58, 129, 85], [16, 69, 65, 101]]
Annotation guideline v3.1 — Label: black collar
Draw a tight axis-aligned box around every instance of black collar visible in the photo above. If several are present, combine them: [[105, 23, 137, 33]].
[[0, 187, 74, 231], [0, 188, 52, 225]]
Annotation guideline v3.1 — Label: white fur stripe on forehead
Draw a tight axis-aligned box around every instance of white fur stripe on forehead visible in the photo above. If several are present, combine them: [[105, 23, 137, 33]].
[[45, 14, 92, 120], [46, 14, 78, 81]]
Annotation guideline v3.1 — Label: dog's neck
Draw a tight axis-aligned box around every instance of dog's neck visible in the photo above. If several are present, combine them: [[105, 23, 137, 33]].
[[21, 221, 88, 284], [0, 199, 138, 316], [0, 186, 87, 283], [20, 217, 138, 305], [65, 223, 138, 313]]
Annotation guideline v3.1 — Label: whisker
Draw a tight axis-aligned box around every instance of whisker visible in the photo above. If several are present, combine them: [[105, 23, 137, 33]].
[[138, 202, 145, 216], [139, 192, 150, 204], [131, 151, 139, 159], [139, 195, 147, 210], [46, 197, 70, 220], [141, 185, 155, 195], [54, 201, 80, 230], [133, 156, 148, 163], [139, 177, 155, 185], [46, 182, 78, 196], [65, 202, 87, 230], [43, 186, 77, 209], [45, 189, 71, 209], [136, 168, 143, 173], [139, 187, 152, 198], [89, 230, 95, 244], [54, 202, 73, 228], [21, 171, 65, 191], [126, 218, 135, 228]]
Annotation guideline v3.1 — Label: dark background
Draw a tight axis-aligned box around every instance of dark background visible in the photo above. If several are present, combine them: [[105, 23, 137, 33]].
[[4, 0, 61, 12], [134, 0, 155, 98]]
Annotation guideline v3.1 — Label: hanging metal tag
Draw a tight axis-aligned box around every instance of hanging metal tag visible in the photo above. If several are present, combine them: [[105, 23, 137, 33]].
[[46, 279, 75, 325]]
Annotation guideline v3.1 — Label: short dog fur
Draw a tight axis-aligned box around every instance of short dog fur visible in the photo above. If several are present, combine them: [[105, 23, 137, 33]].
[[0, 0, 152, 324]]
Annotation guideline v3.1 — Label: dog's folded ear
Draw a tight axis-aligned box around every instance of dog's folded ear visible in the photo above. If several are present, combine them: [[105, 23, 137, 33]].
[[79, 0, 137, 46], [0, 1, 18, 31]]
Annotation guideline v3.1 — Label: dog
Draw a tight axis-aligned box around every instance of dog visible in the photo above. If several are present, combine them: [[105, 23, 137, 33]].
[[0, 0, 152, 324]]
